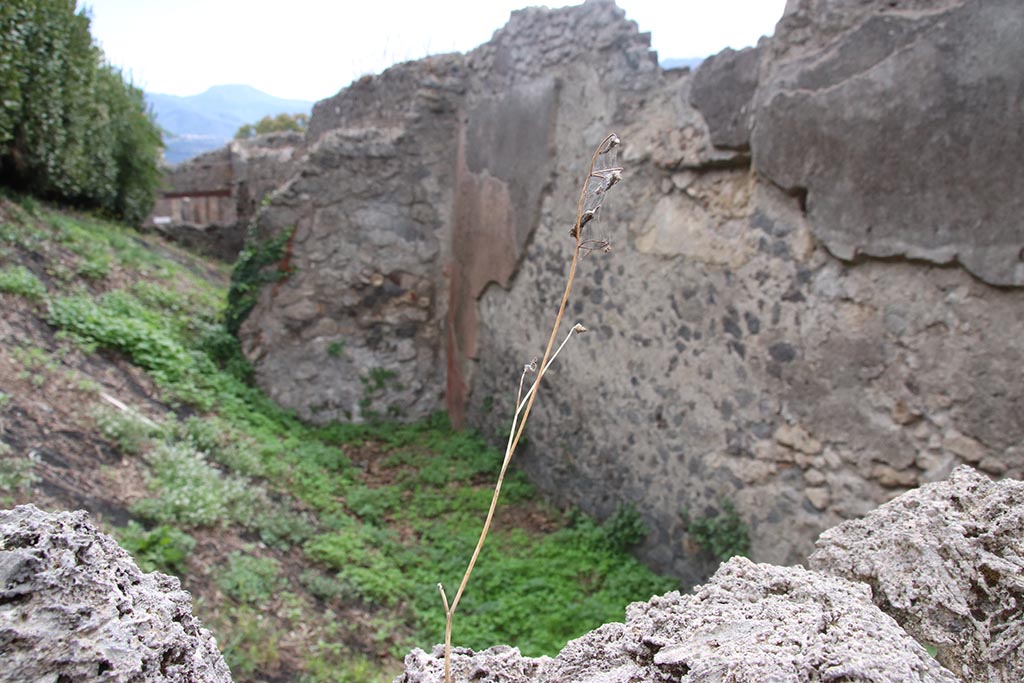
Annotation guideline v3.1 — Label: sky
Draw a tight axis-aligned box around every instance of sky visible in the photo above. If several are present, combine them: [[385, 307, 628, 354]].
[[81, 0, 788, 102]]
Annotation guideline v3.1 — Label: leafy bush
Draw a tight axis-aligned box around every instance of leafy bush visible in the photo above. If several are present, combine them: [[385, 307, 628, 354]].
[[0, 0, 162, 223], [115, 521, 196, 575], [212, 604, 282, 675], [132, 442, 257, 527], [299, 569, 357, 603], [0, 446, 38, 503], [217, 552, 284, 604], [0, 264, 46, 299], [682, 499, 751, 561], [600, 504, 649, 552], [305, 524, 411, 606], [93, 406, 160, 455], [235, 112, 308, 139], [225, 226, 295, 334], [48, 291, 193, 383], [254, 507, 313, 550]]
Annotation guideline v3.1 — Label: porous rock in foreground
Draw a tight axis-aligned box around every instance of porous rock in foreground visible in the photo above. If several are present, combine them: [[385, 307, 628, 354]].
[[0, 505, 231, 683], [811, 465, 1024, 683], [397, 557, 956, 683]]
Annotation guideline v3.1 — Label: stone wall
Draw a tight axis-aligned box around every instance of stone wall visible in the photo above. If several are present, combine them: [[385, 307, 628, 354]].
[[146, 131, 303, 260], [237, 0, 1024, 583]]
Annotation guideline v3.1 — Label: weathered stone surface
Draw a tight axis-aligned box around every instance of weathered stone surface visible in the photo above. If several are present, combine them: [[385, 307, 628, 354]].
[[239, 0, 665, 426], [397, 645, 547, 683], [0, 505, 231, 683], [397, 557, 957, 683], [239, 57, 464, 424], [232, 0, 1024, 585], [752, 0, 1024, 286], [689, 46, 761, 151], [146, 131, 303, 260], [811, 466, 1024, 683]]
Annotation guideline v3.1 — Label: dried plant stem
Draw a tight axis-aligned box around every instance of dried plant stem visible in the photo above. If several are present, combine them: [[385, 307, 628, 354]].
[[439, 134, 620, 683]]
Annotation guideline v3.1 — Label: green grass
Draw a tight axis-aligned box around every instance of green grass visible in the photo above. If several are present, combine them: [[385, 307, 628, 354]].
[[1, 198, 680, 670]]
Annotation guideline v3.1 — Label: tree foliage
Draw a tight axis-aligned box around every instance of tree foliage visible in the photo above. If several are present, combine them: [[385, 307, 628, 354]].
[[235, 112, 308, 139], [0, 0, 163, 224]]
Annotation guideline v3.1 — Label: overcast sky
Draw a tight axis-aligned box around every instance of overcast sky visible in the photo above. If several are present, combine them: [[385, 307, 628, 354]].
[[80, 0, 787, 102]]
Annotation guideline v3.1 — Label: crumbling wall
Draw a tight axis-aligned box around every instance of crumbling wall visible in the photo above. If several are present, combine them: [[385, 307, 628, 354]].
[[466, 0, 1024, 584], [146, 131, 303, 260], [237, 0, 1024, 583]]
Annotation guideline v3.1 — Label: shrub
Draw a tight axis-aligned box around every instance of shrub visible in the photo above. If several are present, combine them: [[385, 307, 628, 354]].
[[0, 0, 162, 223], [0, 446, 38, 503], [254, 507, 313, 550], [93, 406, 160, 455], [132, 442, 256, 527], [217, 552, 284, 604], [115, 521, 196, 575], [682, 499, 751, 561], [299, 569, 357, 603], [235, 112, 308, 139], [305, 525, 411, 606], [48, 290, 194, 384], [0, 264, 46, 299], [601, 504, 649, 552]]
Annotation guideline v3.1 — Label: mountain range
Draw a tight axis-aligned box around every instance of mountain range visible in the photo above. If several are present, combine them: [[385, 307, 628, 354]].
[[146, 84, 313, 165]]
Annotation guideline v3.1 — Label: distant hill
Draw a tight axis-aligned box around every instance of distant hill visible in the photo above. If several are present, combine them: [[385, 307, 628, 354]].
[[660, 57, 704, 71], [147, 85, 313, 165]]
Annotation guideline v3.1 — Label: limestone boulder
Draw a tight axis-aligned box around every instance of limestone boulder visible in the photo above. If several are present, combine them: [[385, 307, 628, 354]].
[[397, 557, 957, 683], [811, 466, 1024, 683], [0, 505, 231, 683]]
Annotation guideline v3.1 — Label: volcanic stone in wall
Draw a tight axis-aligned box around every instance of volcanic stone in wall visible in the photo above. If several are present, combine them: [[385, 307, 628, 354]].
[[752, 0, 1024, 286], [238, 56, 466, 424], [689, 45, 762, 152]]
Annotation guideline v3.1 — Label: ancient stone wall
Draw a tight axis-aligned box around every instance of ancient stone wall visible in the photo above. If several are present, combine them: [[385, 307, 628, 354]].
[[146, 131, 303, 260], [467, 0, 1024, 583], [237, 0, 1024, 583]]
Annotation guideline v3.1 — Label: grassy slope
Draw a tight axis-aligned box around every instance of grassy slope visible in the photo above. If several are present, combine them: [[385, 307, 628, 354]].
[[0, 194, 678, 683]]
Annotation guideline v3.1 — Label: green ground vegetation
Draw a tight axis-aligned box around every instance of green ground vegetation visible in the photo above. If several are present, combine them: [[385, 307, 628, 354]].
[[682, 499, 751, 562], [0, 195, 678, 681]]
